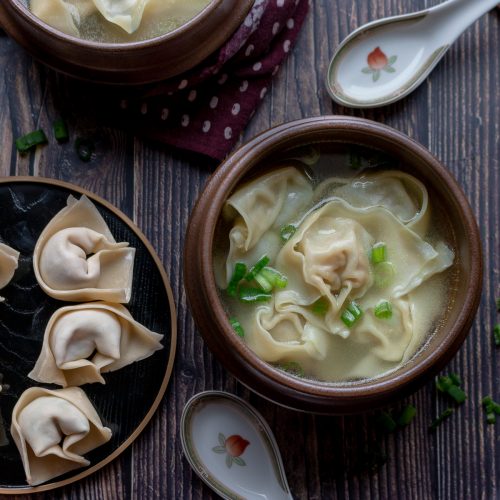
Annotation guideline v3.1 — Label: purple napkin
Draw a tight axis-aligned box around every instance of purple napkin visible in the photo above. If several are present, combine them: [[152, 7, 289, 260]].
[[116, 0, 310, 160]]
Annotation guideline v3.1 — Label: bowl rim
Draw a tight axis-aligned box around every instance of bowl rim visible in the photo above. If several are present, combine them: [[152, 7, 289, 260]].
[[8, 0, 224, 50], [185, 115, 483, 409]]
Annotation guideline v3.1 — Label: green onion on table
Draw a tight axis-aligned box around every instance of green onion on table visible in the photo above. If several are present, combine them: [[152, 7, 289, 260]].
[[15, 129, 48, 153], [53, 119, 69, 142], [429, 408, 454, 431]]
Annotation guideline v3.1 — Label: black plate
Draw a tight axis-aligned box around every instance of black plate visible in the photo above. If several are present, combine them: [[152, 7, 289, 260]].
[[0, 178, 176, 493]]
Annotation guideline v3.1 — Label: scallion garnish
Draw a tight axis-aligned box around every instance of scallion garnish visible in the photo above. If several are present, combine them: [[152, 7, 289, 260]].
[[449, 373, 462, 386], [482, 396, 500, 424], [341, 301, 363, 327], [396, 405, 417, 427], [374, 300, 392, 319], [435, 374, 467, 404], [312, 297, 329, 315], [376, 412, 397, 433], [238, 286, 272, 303], [429, 408, 454, 431], [259, 267, 288, 289], [374, 261, 396, 288], [280, 224, 296, 243], [371, 242, 387, 264], [254, 272, 273, 293], [277, 361, 304, 377], [245, 255, 270, 281], [229, 317, 245, 338], [493, 324, 500, 346], [75, 137, 95, 162], [15, 129, 48, 153], [226, 262, 247, 297], [53, 119, 69, 142]]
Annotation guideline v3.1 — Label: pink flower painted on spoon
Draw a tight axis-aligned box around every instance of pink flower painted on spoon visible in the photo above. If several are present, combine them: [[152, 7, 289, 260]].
[[212, 433, 250, 468], [362, 47, 397, 82]]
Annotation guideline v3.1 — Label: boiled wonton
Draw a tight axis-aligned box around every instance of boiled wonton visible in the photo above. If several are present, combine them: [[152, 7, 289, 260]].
[[222, 167, 313, 286], [33, 195, 135, 303], [29, 302, 163, 387], [11, 386, 112, 486], [0, 243, 19, 302]]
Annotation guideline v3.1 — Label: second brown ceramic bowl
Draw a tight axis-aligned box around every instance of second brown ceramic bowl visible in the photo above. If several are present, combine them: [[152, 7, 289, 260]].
[[184, 116, 483, 414], [0, 0, 253, 85]]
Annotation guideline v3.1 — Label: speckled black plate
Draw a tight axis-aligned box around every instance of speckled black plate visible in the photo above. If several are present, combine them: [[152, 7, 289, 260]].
[[0, 177, 176, 494]]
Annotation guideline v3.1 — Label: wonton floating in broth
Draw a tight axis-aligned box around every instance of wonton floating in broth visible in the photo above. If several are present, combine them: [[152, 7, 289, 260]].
[[28, 0, 211, 43], [215, 164, 455, 382]]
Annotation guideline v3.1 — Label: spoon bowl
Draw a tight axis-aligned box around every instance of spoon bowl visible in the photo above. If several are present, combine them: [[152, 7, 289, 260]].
[[326, 0, 498, 108], [181, 391, 292, 500]]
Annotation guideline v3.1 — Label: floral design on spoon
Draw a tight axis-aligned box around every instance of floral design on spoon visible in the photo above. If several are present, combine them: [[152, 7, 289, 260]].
[[213, 433, 250, 468], [362, 47, 397, 82]]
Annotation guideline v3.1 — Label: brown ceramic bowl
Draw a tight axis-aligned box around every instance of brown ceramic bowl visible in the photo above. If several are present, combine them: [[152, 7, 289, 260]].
[[184, 116, 483, 415], [0, 0, 253, 85]]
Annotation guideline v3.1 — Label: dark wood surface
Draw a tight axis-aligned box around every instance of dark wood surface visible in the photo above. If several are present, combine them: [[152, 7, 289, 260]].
[[1, 0, 499, 498]]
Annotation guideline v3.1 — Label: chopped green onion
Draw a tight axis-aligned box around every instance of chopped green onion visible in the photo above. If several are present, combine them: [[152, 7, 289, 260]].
[[226, 262, 247, 297], [341, 301, 363, 327], [435, 375, 453, 393], [349, 151, 362, 170], [447, 385, 467, 404], [280, 224, 297, 243], [374, 261, 396, 288], [53, 119, 69, 142], [229, 317, 245, 338], [238, 286, 272, 303], [449, 373, 462, 386], [75, 137, 95, 162], [396, 405, 417, 427], [482, 396, 500, 424], [245, 255, 270, 281], [371, 242, 387, 264], [494, 324, 500, 346], [435, 375, 467, 404], [277, 361, 304, 377], [429, 408, 454, 431], [259, 267, 288, 289], [376, 412, 397, 433], [15, 129, 48, 152], [311, 297, 329, 316], [374, 300, 392, 319], [254, 272, 273, 292]]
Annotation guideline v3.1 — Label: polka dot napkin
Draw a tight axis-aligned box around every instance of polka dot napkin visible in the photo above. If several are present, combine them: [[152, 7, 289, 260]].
[[117, 0, 310, 161]]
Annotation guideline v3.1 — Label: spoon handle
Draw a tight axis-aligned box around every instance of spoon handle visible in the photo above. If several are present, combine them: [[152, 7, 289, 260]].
[[430, 0, 498, 45]]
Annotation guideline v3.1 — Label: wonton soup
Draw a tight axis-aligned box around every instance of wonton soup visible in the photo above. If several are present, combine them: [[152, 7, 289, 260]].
[[213, 146, 458, 383], [26, 0, 212, 43]]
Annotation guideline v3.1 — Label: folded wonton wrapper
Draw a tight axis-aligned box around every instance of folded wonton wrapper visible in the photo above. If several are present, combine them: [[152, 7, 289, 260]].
[[29, 302, 163, 387], [0, 243, 20, 302], [223, 167, 313, 287], [11, 387, 112, 486], [33, 195, 135, 303]]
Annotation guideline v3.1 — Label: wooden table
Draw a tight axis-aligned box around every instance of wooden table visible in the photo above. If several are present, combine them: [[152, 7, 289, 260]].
[[1, 1, 499, 498]]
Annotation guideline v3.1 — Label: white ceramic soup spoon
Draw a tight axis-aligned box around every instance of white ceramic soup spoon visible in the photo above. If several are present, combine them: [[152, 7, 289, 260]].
[[181, 391, 293, 500], [326, 0, 498, 108]]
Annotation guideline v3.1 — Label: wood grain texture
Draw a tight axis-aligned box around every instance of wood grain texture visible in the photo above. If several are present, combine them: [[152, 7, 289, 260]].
[[0, 0, 499, 498]]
